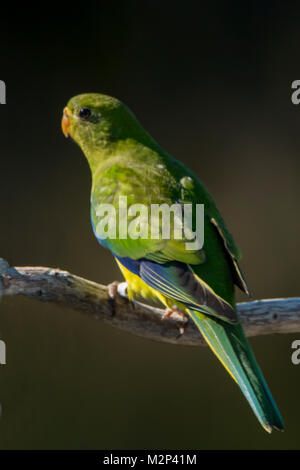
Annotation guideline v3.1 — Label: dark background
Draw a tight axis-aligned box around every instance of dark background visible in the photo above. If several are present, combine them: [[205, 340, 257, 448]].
[[0, 1, 299, 449]]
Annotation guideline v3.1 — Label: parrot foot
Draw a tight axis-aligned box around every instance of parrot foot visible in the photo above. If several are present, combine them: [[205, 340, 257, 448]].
[[163, 307, 188, 337], [108, 281, 130, 316]]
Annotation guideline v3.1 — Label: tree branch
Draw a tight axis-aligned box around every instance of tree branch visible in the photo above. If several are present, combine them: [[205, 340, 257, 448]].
[[0, 258, 299, 346]]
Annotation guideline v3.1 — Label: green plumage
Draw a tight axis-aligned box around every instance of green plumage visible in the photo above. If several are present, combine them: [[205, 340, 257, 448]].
[[189, 311, 283, 432], [63, 93, 284, 432]]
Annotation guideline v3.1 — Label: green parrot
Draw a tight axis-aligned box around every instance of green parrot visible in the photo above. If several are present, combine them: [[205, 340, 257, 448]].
[[62, 93, 284, 433]]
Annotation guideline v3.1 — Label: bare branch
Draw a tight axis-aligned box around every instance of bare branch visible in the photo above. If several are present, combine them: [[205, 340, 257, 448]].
[[0, 258, 299, 346]]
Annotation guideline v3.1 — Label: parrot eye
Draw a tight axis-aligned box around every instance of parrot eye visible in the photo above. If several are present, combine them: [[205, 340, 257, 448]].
[[78, 107, 92, 120]]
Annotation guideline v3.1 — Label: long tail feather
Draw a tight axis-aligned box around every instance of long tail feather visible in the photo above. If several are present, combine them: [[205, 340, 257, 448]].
[[188, 309, 284, 432]]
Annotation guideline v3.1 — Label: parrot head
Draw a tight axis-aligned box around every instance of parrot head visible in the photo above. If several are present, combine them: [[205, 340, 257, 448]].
[[62, 93, 127, 147], [62, 93, 156, 169]]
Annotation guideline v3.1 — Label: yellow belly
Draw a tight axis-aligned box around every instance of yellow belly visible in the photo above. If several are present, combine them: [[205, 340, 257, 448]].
[[115, 258, 182, 310]]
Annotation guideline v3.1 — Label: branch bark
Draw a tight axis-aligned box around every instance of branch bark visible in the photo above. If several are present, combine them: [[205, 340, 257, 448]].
[[0, 258, 299, 346]]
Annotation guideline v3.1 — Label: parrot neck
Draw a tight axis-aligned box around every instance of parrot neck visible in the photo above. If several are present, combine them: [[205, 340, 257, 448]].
[[82, 145, 114, 174], [82, 134, 164, 176], [78, 108, 165, 174]]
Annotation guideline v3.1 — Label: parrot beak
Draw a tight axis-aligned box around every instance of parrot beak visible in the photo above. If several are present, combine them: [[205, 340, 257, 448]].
[[62, 107, 71, 138]]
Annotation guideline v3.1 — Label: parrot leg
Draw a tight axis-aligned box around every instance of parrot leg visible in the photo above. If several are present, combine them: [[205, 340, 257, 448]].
[[163, 307, 188, 337], [108, 281, 130, 315], [163, 307, 187, 321]]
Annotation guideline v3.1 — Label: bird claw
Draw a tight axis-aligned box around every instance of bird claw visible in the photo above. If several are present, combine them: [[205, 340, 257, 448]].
[[176, 326, 186, 339], [162, 307, 188, 337], [162, 307, 187, 321]]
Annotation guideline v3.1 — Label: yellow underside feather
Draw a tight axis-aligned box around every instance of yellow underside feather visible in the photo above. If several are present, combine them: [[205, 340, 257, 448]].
[[116, 258, 183, 310]]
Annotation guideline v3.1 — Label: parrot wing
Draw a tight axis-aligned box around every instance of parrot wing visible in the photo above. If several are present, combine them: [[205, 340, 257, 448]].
[[174, 163, 251, 296], [115, 255, 237, 323], [209, 216, 251, 296]]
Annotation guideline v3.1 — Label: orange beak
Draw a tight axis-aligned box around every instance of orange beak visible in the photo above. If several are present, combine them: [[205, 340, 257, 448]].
[[61, 107, 71, 137]]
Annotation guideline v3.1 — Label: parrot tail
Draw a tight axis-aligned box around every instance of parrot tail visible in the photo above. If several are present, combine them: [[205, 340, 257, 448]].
[[188, 309, 284, 433]]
